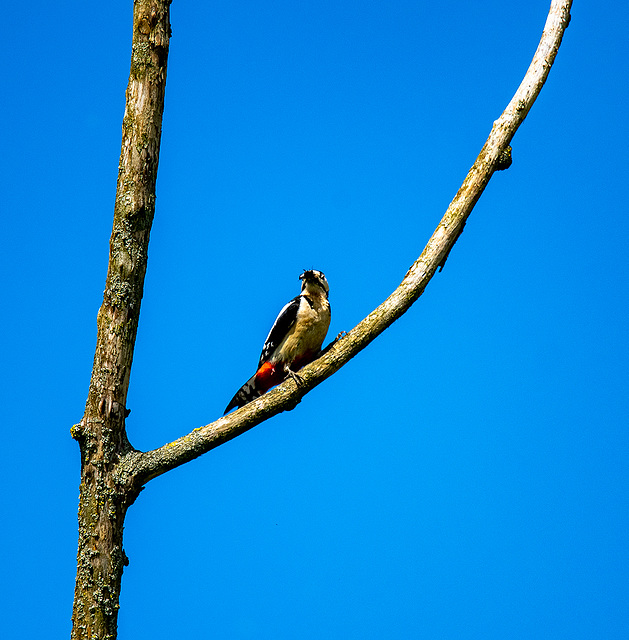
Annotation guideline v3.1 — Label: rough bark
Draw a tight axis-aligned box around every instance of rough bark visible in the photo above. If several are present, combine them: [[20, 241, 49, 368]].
[[118, 0, 573, 488], [71, 1, 572, 638], [70, 1, 171, 639]]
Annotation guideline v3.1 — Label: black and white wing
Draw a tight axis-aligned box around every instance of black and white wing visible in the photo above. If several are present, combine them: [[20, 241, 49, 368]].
[[258, 295, 302, 367]]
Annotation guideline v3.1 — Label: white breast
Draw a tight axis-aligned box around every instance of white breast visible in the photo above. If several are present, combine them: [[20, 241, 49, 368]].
[[274, 295, 330, 363]]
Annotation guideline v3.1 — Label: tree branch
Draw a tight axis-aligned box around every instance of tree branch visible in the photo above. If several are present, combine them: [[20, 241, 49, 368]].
[[119, 0, 572, 491], [71, 1, 171, 637], [75, 0, 171, 442]]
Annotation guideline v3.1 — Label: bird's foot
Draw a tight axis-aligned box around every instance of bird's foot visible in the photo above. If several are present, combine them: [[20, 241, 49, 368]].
[[285, 367, 304, 386]]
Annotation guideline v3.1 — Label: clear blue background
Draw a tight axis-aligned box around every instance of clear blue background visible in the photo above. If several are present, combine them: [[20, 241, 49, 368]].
[[2, 1, 628, 638]]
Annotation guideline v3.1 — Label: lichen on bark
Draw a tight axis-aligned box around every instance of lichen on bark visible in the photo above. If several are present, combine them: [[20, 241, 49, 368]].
[[71, 1, 171, 639]]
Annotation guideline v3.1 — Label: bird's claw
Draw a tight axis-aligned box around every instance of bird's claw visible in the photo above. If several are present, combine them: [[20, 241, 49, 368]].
[[285, 368, 304, 386]]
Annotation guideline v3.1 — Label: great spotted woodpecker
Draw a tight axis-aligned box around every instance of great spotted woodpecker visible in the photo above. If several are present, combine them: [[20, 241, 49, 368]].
[[224, 269, 331, 414]]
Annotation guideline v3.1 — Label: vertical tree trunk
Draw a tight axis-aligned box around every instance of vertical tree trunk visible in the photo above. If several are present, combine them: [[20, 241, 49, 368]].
[[70, 2, 171, 638]]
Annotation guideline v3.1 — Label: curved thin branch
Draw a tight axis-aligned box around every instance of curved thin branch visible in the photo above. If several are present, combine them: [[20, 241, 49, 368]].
[[119, 0, 572, 490]]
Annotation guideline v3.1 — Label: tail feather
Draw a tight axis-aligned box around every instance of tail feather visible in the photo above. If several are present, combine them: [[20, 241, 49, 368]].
[[224, 374, 261, 414]]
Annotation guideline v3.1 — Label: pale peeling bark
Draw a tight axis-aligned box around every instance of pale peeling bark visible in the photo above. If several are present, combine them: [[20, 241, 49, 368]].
[[70, 1, 171, 639], [118, 0, 573, 490], [72, 1, 572, 638]]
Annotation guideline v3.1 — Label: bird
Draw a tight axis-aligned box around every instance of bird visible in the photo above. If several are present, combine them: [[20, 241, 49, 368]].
[[224, 269, 331, 414]]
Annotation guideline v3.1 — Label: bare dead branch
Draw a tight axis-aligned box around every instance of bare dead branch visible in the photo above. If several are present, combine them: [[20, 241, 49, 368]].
[[120, 0, 573, 490], [71, 1, 171, 638]]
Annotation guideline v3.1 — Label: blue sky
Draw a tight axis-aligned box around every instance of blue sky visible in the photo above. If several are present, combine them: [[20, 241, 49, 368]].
[[2, 1, 628, 638]]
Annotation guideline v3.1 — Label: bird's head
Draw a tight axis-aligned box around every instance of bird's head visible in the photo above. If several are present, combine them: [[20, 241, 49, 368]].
[[299, 269, 329, 298]]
